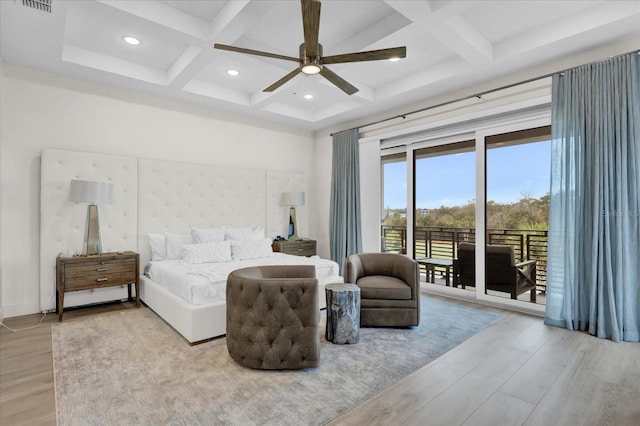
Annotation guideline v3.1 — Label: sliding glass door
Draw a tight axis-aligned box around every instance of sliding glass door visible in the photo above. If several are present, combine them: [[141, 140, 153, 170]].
[[379, 119, 551, 311], [484, 126, 551, 305], [381, 152, 407, 254], [413, 140, 475, 291]]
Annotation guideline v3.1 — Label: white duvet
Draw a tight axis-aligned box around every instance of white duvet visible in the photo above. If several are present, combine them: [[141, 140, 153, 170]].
[[147, 253, 340, 305]]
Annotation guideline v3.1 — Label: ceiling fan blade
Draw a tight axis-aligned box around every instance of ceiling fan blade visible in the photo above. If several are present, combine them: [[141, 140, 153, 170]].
[[301, 0, 321, 58], [319, 67, 359, 95], [263, 69, 301, 92], [214, 43, 300, 63], [322, 46, 407, 64]]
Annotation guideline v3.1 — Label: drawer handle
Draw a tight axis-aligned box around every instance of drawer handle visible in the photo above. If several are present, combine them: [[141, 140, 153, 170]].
[[96, 268, 109, 272], [96, 278, 109, 282]]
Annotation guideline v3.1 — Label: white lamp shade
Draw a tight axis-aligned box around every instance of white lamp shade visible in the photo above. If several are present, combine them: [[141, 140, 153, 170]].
[[70, 180, 113, 204], [280, 191, 305, 206]]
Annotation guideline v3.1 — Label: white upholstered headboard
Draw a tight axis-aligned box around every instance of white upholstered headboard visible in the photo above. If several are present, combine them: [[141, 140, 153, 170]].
[[137, 158, 267, 266], [40, 150, 309, 310], [40, 149, 138, 312]]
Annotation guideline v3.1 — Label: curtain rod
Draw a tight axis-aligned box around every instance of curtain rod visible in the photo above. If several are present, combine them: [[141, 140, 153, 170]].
[[330, 50, 639, 137]]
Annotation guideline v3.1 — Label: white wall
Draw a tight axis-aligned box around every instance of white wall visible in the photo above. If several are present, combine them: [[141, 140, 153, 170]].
[[0, 64, 315, 317]]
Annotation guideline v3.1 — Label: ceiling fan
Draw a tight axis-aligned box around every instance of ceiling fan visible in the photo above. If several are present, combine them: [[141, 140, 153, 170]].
[[213, 0, 406, 95]]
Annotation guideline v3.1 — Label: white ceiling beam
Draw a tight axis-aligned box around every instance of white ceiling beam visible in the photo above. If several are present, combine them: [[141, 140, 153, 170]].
[[210, 1, 275, 45], [375, 57, 468, 99], [182, 79, 250, 106], [166, 46, 207, 88], [383, 1, 433, 21], [261, 103, 313, 122], [326, 12, 412, 53], [62, 45, 167, 85], [385, 0, 491, 66], [317, 77, 375, 103], [208, 1, 251, 41], [250, 89, 279, 108], [438, 15, 493, 65], [495, 1, 640, 59], [313, 99, 363, 122], [98, 0, 209, 40]]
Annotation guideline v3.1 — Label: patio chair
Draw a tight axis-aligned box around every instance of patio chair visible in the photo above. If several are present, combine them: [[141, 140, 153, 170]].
[[454, 242, 537, 302]]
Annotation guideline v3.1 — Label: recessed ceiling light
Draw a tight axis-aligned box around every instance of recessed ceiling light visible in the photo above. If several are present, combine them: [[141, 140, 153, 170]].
[[226, 69, 239, 76], [303, 94, 314, 100], [123, 36, 140, 46], [388, 57, 400, 62]]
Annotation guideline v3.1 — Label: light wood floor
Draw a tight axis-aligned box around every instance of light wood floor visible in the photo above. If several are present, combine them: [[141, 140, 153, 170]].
[[1, 297, 639, 426]]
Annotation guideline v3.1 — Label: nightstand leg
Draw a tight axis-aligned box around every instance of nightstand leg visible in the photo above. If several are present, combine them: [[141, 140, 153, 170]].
[[57, 289, 64, 322]]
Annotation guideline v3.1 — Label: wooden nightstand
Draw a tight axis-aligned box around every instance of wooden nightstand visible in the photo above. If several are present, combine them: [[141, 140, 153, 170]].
[[56, 251, 140, 321], [272, 239, 317, 257]]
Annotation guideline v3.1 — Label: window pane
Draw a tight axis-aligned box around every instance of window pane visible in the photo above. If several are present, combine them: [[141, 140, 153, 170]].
[[414, 141, 475, 289], [484, 125, 551, 305], [381, 154, 407, 254]]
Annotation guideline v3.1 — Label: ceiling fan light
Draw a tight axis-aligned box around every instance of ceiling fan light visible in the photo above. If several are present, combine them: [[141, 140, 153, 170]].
[[123, 36, 140, 46], [301, 64, 321, 75]]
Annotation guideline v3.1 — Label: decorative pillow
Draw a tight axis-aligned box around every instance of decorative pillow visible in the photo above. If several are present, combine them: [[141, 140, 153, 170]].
[[230, 238, 273, 260], [225, 227, 265, 241], [191, 227, 225, 243], [182, 241, 232, 264], [165, 233, 193, 259], [148, 233, 167, 261]]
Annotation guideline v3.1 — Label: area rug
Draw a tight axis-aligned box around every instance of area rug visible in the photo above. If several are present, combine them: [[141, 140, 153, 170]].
[[52, 295, 502, 425]]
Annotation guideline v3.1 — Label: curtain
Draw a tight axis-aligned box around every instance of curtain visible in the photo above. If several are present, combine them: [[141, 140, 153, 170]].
[[329, 129, 362, 273], [545, 53, 640, 342]]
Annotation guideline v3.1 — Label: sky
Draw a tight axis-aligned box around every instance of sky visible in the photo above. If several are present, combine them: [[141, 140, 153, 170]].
[[383, 140, 551, 209]]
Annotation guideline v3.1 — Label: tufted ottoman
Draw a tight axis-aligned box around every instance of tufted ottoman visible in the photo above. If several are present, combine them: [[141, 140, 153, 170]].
[[226, 265, 320, 369]]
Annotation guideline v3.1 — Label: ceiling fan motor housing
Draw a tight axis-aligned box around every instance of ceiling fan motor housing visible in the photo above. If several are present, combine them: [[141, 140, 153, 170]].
[[300, 43, 322, 74]]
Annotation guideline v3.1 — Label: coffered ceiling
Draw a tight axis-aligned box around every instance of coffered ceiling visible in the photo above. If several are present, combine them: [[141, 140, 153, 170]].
[[1, 0, 639, 131]]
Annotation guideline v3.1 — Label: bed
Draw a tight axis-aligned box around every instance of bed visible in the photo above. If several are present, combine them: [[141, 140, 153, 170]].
[[135, 158, 341, 343], [141, 251, 340, 343], [139, 231, 340, 343]]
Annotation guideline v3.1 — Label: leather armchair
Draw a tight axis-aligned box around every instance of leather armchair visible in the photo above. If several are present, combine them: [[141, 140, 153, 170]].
[[226, 265, 319, 369], [344, 253, 420, 327]]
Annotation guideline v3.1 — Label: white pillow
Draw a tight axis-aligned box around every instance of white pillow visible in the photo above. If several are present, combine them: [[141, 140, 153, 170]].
[[148, 233, 166, 261], [225, 227, 265, 241], [191, 227, 225, 243], [230, 238, 273, 260], [182, 241, 232, 264], [165, 233, 193, 259]]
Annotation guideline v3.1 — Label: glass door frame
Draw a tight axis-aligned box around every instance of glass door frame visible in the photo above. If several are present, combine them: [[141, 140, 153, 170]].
[[474, 116, 550, 313], [401, 118, 550, 314]]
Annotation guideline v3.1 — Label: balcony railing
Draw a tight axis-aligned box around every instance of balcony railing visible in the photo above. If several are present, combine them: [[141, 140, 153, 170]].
[[382, 225, 548, 291]]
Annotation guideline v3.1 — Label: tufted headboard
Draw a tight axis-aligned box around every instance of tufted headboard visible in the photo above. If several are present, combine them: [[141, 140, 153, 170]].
[[40, 149, 138, 312], [40, 149, 308, 311]]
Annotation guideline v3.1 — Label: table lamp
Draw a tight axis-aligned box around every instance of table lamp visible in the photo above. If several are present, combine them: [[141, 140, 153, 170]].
[[281, 191, 305, 240], [70, 179, 113, 255]]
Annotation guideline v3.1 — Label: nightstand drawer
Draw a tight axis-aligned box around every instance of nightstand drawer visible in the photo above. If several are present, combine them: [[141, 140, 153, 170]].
[[64, 270, 136, 290], [282, 245, 315, 256], [65, 260, 135, 279], [272, 240, 317, 257]]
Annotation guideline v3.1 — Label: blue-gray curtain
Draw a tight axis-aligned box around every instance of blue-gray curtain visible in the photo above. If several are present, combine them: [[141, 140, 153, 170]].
[[330, 129, 362, 273], [545, 53, 640, 342]]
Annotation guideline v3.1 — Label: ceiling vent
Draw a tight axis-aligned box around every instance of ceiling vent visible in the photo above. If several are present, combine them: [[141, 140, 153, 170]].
[[21, 0, 51, 13]]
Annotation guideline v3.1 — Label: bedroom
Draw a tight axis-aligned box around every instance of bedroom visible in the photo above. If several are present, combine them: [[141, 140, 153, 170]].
[[1, 0, 640, 424]]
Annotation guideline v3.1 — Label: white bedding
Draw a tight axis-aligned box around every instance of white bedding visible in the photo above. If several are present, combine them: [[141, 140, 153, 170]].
[[146, 253, 340, 305]]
